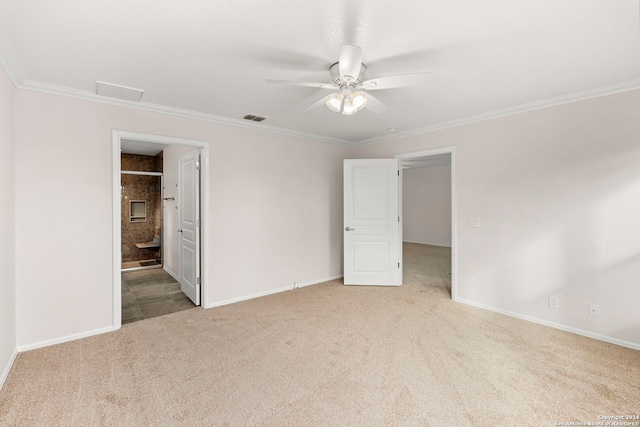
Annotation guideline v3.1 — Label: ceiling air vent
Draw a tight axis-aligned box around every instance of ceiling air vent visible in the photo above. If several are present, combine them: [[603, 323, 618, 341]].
[[96, 81, 144, 102], [243, 114, 267, 122]]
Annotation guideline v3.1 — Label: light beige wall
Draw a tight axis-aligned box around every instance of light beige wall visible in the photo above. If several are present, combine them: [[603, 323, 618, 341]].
[[0, 65, 16, 385], [357, 89, 640, 348], [403, 166, 451, 246], [14, 89, 355, 348], [162, 145, 194, 278]]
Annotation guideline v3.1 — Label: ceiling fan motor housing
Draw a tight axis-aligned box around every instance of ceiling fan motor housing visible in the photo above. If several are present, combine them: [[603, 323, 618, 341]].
[[330, 62, 366, 87]]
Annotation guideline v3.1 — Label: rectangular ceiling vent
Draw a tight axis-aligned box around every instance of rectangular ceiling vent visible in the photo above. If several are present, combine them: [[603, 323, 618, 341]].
[[96, 81, 144, 102], [243, 114, 266, 122]]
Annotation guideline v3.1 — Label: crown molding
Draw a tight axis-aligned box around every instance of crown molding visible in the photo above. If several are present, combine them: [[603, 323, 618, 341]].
[[18, 80, 354, 146], [355, 78, 640, 146], [0, 25, 26, 86], [12, 73, 640, 150], [2, 28, 639, 149], [0, 32, 352, 146]]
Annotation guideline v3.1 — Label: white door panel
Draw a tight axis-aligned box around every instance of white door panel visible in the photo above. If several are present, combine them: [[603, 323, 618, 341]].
[[354, 242, 390, 272], [179, 150, 200, 305], [344, 159, 401, 286]]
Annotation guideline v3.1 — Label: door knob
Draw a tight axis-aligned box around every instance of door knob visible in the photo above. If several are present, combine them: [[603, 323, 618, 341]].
[[345, 227, 355, 231]]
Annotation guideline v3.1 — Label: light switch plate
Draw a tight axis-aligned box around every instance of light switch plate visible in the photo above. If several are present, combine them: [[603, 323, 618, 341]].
[[469, 217, 481, 228]]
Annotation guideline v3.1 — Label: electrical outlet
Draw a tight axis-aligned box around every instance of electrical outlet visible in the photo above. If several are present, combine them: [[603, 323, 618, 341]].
[[549, 295, 559, 308], [589, 303, 600, 317], [469, 217, 481, 228]]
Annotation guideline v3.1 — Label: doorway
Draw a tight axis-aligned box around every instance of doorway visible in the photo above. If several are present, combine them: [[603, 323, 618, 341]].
[[112, 131, 210, 329], [396, 147, 457, 300], [342, 149, 456, 297]]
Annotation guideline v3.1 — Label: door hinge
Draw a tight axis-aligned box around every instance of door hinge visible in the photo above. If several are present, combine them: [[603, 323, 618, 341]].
[[196, 277, 201, 285], [397, 170, 400, 176], [196, 219, 200, 227], [398, 263, 400, 268], [196, 162, 200, 170], [398, 216, 400, 222]]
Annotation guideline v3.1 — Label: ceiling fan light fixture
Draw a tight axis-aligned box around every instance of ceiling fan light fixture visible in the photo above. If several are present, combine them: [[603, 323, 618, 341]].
[[352, 92, 367, 110], [326, 93, 343, 112], [267, 44, 432, 118], [342, 97, 356, 115]]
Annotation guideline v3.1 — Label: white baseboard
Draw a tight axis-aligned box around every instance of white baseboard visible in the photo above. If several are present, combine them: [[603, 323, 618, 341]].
[[210, 274, 343, 308], [403, 240, 452, 248], [456, 297, 640, 351], [0, 348, 18, 391], [163, 265, 179, 282], [294, 274, 343, 289], [17, 326, 115, 353]]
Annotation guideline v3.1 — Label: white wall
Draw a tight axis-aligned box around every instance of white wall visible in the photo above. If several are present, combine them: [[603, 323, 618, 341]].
[[162, 144, 194, 279], [357, 89, 640, 349], [403, 166, 451, 246], [12, 74, 640, 353], [15, 89, 354, 349], [0, 64, 16, 386]]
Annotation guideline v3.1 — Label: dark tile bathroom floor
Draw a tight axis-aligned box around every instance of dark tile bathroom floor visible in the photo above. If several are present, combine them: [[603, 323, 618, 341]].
[[121, 259, 161, 269], [121, 268, 196, 324]]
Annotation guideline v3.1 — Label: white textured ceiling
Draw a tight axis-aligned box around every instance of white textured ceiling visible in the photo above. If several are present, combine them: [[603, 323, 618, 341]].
[[1, 1, 639, 145]]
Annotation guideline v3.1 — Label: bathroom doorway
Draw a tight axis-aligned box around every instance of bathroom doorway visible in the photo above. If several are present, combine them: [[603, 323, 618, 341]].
[[112, 131, 210, 329], [120, 149, 197, 324]]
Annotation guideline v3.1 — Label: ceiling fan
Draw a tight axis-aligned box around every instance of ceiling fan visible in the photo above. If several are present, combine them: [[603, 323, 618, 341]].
[[266, 44, 433, 116]]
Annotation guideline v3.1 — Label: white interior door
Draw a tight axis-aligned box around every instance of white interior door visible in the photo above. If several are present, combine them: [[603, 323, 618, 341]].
[[178, 149, 201, 305], [344, 159, 402, 286]]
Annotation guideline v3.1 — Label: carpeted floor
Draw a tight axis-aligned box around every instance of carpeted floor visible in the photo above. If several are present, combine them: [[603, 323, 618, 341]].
[[1, 243, 639, 426]]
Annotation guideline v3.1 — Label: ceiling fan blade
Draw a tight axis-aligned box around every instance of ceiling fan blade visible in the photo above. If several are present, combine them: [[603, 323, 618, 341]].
[[304, 95, 333, 112], [338, 44, 363, 81], [363, 93, 386, 113], [360, 72, 433, 90], [265, 78, 336, 89]]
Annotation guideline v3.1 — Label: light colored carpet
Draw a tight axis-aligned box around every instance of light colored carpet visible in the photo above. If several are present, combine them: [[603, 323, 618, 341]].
[[1, 243, 639, 426]]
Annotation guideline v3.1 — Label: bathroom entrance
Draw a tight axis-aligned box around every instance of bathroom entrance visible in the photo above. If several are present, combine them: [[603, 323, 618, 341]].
[[120, 149, 196, 324], [114, 132, 209, 327]]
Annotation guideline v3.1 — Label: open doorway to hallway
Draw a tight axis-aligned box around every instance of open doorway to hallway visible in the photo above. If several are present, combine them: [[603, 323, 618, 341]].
[[400, 150, 454, 298]]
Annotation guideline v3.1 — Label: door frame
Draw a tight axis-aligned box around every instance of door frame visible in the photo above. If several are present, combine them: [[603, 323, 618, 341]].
[[395, 146, 457, 301], [112, 130, 211, 329]]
